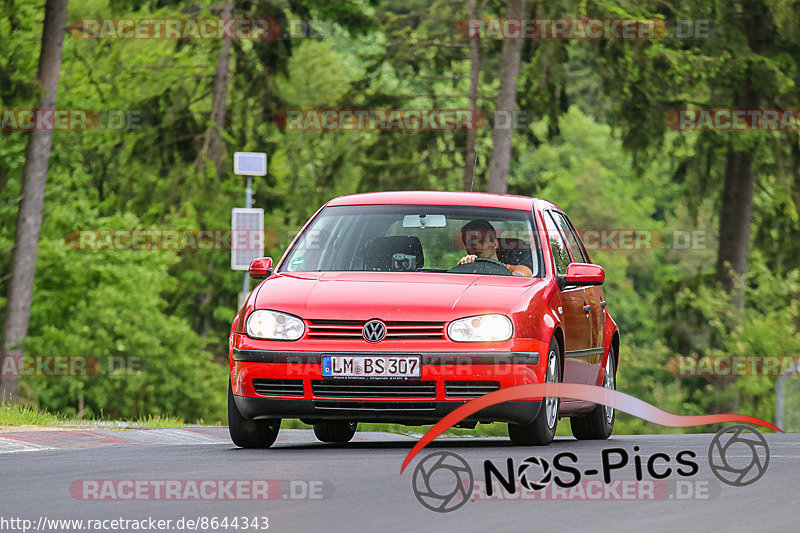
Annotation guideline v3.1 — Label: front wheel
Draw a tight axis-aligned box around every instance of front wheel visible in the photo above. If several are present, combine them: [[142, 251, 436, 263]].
[[313, 421, 357, 443], [228, 382, 280, 448], [508, 338, 561, 446], [571, 345, 616, 440]]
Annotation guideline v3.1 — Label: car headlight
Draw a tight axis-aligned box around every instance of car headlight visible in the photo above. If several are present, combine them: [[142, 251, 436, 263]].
[[246, 310, 305, 340], [447, 314, 513, 342]]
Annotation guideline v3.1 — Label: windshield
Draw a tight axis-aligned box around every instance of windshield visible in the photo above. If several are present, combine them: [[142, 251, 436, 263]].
[[280, 204, 542, 277]]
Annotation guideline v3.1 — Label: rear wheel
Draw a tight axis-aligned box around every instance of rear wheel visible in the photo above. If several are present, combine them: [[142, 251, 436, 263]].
[[313, 421, 357, 443], [508, 338, 561, 446], [228, 382, 280, 448], [571, 345, 616, 440]]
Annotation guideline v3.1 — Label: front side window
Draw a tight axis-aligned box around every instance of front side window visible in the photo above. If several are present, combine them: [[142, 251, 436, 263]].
[[543, 211, 571, 274], [280, 204, 542, 277], [552, 211, 590, 264]]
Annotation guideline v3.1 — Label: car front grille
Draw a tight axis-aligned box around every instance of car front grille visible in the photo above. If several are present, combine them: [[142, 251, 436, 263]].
[[311, 379, 437, 398], [306, 319, 445, 340], [252, 379, 304, 397], [311, 379, 436, 398], [444, 381, 501, 398], [313, 400, 436, 411]]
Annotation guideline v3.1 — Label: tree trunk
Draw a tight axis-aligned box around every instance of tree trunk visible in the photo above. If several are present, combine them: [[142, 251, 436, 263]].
[[197, 0, 234, 178], [790, 136, 800, 231], [487, 0, 525, 194], [716, 150, 756, 303], [715, 79, 759, 308], [462, 0, 481, 191], [713, 4, 771, 308], [792, 138, 800, 333], [1, 0, 69, 401], [0, 166, 8, 196]]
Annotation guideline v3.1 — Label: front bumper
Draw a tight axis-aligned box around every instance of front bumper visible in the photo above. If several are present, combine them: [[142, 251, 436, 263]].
[[230, 348, 546, 425], [234, 395, 541, 425]]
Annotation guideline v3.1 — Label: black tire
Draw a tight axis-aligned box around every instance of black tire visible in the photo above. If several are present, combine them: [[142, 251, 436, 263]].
[[508, 337, 561, 446], [228, 382, 280, 448], [313, 421, 357, 443], [571, 345, 617, 440]]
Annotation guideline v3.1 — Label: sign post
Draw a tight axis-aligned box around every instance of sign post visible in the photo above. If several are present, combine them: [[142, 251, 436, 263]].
[[233, 152, 267, 309]]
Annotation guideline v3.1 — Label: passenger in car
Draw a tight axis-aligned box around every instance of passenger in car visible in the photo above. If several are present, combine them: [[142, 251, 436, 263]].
[[457, 219, 533, 276]]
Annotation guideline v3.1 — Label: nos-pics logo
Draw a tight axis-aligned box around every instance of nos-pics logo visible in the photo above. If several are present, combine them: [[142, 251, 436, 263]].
[[411, 425, 770, 513], [411, 451, 473, 512]]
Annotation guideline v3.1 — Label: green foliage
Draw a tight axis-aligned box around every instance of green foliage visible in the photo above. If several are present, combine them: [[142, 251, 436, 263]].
[[513, 107, 672, 346], [17, 185, 226, 422], [0, 399, 65, 426], [1, 0, 799, 433]]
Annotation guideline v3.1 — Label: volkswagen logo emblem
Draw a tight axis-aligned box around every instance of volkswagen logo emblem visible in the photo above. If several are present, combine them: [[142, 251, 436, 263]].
[[362, 320, 386, 342]]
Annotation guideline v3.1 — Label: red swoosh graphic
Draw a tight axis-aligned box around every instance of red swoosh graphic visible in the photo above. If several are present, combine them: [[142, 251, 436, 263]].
[[400, 383, 781, 473]]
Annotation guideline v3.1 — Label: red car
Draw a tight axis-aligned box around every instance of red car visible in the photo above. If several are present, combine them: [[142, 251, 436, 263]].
[[228, 191, 619, 447]]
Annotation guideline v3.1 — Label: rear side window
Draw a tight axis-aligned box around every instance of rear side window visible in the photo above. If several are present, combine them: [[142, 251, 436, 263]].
[[543, 211, 571, 274], [552, 211, 590, 264]]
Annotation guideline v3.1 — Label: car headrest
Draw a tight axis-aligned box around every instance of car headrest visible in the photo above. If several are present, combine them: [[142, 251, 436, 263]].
[[496, 238, 533, 271], [363, 236, 424, 271], [498, 237, 528, 251]]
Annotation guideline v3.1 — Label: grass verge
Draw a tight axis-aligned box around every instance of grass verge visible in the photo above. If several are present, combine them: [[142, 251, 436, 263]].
[[0, 400, 208, 428], [0, 400, 64, 426]]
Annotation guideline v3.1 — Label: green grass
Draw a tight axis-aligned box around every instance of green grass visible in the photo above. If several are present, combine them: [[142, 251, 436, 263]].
[[360, 422, 508, 437], [358, 421, 576, 437], [64, 414, 192, 428], [283, 416, 677, 437], [280, 419, 512, 437], [0, 400, 65, 426], [281, 419, 313, 429], [129, 414, 187, 427], [2, 402, 670, 434], [0, 400, 213, 428]]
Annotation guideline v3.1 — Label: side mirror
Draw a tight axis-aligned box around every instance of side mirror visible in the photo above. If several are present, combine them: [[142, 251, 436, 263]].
[[249, 257, 273, 280], [557, 263, 604, 290]]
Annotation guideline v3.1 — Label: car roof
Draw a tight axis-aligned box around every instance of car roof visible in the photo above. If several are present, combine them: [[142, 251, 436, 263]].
[[327, 191, 562, 212]]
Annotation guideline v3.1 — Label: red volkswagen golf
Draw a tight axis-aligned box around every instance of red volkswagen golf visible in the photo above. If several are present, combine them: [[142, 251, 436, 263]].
[[228, 191, 619, 447]]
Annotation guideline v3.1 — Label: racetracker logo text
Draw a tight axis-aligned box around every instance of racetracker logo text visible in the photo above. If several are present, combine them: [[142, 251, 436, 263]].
[[69, 479, 331, 501]]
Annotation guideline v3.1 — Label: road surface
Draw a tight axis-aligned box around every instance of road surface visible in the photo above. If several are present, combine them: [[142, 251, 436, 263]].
[[0, 428, 796, 532]]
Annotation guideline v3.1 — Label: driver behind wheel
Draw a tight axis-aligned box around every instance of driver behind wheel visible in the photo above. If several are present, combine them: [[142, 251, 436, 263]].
[[458, 219, 532, 277]]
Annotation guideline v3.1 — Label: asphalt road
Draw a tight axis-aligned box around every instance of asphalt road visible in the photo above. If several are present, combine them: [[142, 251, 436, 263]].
[[0, 429, 797, 533]]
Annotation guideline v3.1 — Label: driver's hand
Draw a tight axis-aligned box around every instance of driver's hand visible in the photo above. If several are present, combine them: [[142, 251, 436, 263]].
[[458, 254, 477, 265]]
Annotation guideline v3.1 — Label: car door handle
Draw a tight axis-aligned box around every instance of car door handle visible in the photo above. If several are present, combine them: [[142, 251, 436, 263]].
[[583, 305, 591, 313]]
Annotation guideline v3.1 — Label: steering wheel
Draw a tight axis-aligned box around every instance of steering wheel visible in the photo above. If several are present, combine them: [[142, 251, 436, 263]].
[[447, 257, 513, 276]]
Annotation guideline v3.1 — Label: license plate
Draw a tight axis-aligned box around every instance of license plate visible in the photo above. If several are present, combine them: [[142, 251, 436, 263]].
[[321, 355, 421, 378]]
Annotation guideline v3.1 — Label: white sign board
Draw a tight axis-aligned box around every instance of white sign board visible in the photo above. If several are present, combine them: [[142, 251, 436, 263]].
[[231, 208, 265, 270], [233, 152, 267, 176]]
